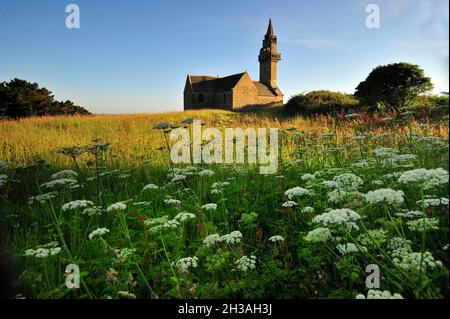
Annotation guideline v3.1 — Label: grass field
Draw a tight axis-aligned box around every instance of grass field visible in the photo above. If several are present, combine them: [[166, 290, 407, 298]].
[[0, 109, 449, 299]]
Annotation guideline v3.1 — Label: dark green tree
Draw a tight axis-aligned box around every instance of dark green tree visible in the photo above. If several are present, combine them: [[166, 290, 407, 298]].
[[355, 62, 433, 112], [0, 78, 90, 118]]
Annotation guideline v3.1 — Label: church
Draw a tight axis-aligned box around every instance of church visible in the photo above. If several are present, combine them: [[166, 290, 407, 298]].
[[183, 19, 283, 111]]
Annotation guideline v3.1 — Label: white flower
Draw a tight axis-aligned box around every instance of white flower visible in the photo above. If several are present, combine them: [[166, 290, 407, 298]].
[[173, 212, 196, 222], [51, 170, 78, 180], [285, 187, 310, 199], [113, 248, 136, 263], [313, 208, 361, 228], [337, 243, 366, 255], [364, 188, 404, 206], [28, 192, 58, 204], [301, 173, 315, 181], [203, 234, 222, 247], [373, 147, 397, 157], [398, 168, 448, 190], [171, 174, 187, 183], [174, 257, 198, 269], [198, 169, 215, 177], [24, 242, 62, 258], [282, 201, 297, 208], [106, 202, 127, 212], [88, 227, 110, 240], [393, 250, 442, 272], [332, 173, 363, 192], [221, 231, 243, 245], [304, 227, 332, 242], [143, 183, 159, 191], [417, 197, 449, 208], [407, 218, 439, 232], [301, 206, 315, 214], [82, 206, 103, 216], [145, 215, 169, 226], [356, 290, 403, 299], [62, 200, 93, 212], [322, 180, 339, 188], [235, 255, 257, 272], [269, 235, 285, 243], [371, 180, 384, 186], [41, 178, 78, 189], [201, 203, 217, 211], [164, 198, 181, 206]]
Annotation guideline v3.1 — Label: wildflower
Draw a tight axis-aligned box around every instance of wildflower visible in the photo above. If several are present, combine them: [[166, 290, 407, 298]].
[[417, 197, 449, 208], [198, 169, 215, 177], [40, 178, 77, 189], [221, 231, 243, 245], [201, 203, 217, 211], [28, 192, 58, 204], [113, 248, 136, 263], [337, 243, 365, 254], [398, 168, 448, 190], [356, 290, 403, 299], [304, 227, 332, 242], [51, 170, 78, 180], [24, 242, 61, 258], [171, 174, 187, 183], [393, 250, 443, 272], [203, 234, 222, 247], [269, 235, 285, 243], [62, 200, 93, 212], [301, 173, 315, 181], [282, 201, 297, 208], [312, 208, 361, 229], [373, 147, 397, 157], [82, 206, 103, 216], [285, 187, 310, 199], [174, 257, 198, 270], [117, 291, 137, 299], [371, 180, 384, 186], [164, 198, 181, 206], [357, 229, 387, 248], [364, 188, 404, 206], [235, 255, 257, 272], [143, 183, 159, 191], [301, 206, 315, 214], [407, 218, 439, 232], [88, 227, 110, 240], [173, 212, 196, 222], [106, 202, 127, 212], [239, 212, 258, 225]]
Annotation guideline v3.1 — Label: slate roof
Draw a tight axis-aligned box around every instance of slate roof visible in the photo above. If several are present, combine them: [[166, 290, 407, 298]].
[[187, 73, 276, 97]]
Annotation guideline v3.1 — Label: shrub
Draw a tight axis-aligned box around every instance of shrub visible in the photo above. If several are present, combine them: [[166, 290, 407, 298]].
[[285, 90, 359, 116]]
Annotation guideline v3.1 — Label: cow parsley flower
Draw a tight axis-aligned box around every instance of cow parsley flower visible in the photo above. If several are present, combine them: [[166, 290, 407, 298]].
[[398, 168, 448, 190], [174, 257, 198, 270], [174, 212, 196, 222], [356, 290, 403, 299], [62, 200, 93, 212], [269, 235, 285, 243], [88, 227, 110, 240], [41, 178, 78, 189], [235, 255, 257, 272], [28, 192, 58, 204], [373, 147, 397, 157], [24, 242, 61, 258], [282, 201, 297, 208], [198, 169, 215, 177], [337, 243, 365, 254], [364, 188, 404, 206], [407, 218, 439, 232], [201, 203, 218, 211], [313, 208, 361, 229], [301, 173, 315, 181], [285, 187, 310, 199], [164, 198, 181, 206], [143, 183, 159, 191], [221, 231, 243, 245], [301, 206, 315, 214], [304, 227, 332, 242], [417, 197, 449, 208], [82, 206, 103, 216], [171, 174, 187, 183], [203, 234, 222, 247], [51, 170, 78, 180], [113, 248, 136, 263], [106, 202, 127, 212], [393, 250, 443, 272]]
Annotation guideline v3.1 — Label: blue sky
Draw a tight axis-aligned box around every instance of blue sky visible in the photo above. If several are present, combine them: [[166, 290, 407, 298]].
[[0, 0, 448, 114]]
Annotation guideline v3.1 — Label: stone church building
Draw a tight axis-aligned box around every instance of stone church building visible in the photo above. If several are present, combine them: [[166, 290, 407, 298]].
[[184, 19, 283, 111]]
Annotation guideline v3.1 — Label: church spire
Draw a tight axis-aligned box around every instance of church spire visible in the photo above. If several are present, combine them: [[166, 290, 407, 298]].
[[259, 18, 281, 89], [266, 18, 274, 37]]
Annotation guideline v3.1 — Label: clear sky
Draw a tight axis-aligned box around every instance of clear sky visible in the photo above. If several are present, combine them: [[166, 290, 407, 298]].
[[0, 0, 448, 114]]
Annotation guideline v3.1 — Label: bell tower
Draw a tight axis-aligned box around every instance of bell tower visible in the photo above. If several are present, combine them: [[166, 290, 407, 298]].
[[258, 19, 281, 89]]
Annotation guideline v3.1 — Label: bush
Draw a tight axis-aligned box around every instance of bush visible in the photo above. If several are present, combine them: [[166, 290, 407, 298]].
[[285, 90, 359, 116]]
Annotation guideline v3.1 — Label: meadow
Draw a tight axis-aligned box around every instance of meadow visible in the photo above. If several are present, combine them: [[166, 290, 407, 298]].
[[0, 108, 449, 299]]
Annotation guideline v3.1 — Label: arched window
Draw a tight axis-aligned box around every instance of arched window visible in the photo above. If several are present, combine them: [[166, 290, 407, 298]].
[[198, 94, 204, 103]]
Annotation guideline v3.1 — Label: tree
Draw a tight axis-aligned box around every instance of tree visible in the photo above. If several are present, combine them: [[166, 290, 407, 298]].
[[0, 78, 90, 118], [355, 62, 433, 112]]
